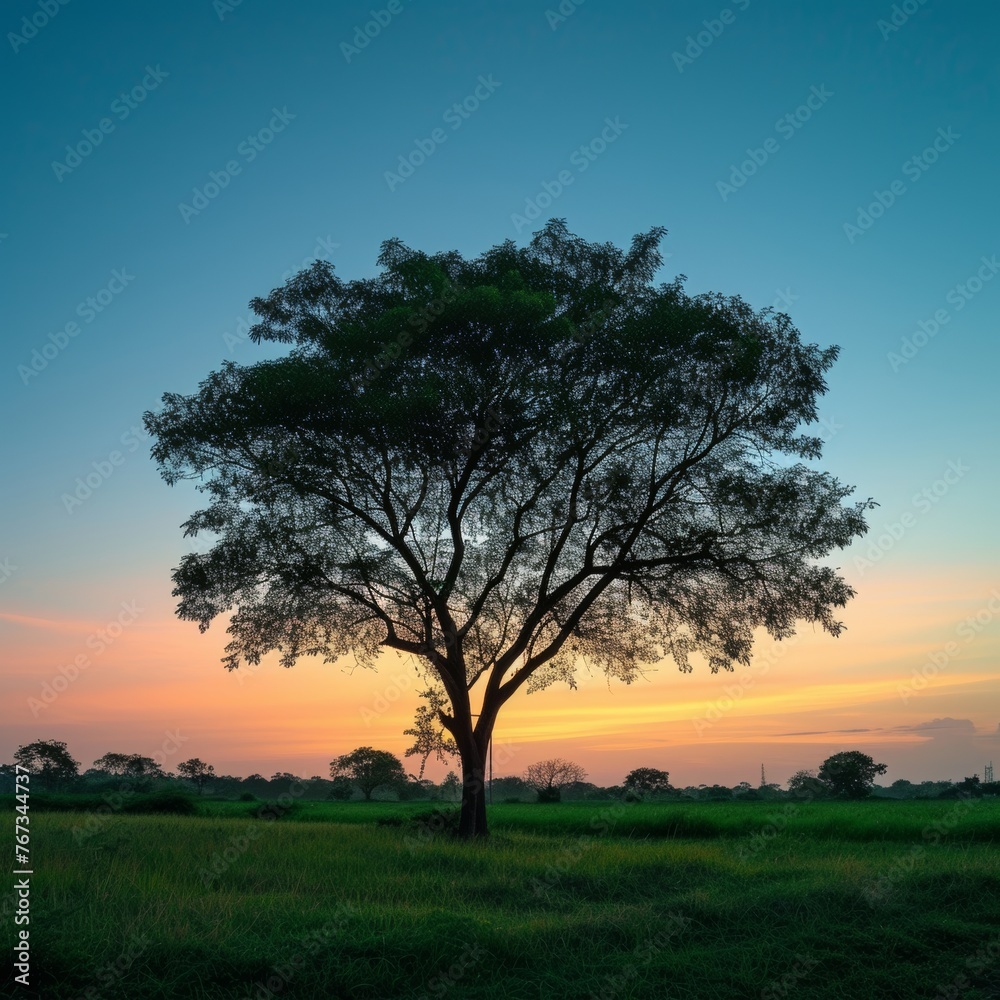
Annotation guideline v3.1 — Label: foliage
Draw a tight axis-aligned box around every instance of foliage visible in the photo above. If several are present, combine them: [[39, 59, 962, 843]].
[[817, 751, 888, 800], [440, 771, 462, 801], [144, 219, 873, 837], [14, 739, 80, 792], [524, 759, 588, 802], [623, 767, 673, 801], [787, 769, 828, 799], [176, 758, 216, 793], [329, 747, 408, 800]]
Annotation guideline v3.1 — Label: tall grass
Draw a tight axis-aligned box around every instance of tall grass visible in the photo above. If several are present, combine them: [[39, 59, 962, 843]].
[[15, 800, 1000, 998]]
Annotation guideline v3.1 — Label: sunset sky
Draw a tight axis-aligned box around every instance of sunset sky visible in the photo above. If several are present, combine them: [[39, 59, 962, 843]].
[[2, 0, 998, 789]]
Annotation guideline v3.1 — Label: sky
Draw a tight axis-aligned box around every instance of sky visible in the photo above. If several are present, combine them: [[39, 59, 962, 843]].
[[2, 0, 998, 789]]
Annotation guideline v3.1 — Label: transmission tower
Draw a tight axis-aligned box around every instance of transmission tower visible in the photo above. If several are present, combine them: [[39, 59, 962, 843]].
[[986, 761, 994, 783], [761, 763, 766, 787]]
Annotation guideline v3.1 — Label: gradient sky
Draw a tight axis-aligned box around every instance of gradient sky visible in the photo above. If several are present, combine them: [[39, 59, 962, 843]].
[[2, 0, 998, 788]]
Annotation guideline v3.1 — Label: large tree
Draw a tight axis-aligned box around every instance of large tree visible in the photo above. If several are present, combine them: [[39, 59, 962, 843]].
[[177, 757, 216, 794], [14, 740, 80, 792], [330, 747, 408, 800], [623, 767, 673, 800], [144, 220, 872, 838], [524, 758, 588, 802], [817, 751, 887, 799]]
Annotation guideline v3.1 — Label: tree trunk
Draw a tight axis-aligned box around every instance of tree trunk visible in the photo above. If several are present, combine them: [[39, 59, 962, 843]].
[[457, 740, 489, 839]]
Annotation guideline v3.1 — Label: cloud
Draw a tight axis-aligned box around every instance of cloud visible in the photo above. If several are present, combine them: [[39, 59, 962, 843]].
[[774, 728, 872, 737], [897, 718, 976, 735]]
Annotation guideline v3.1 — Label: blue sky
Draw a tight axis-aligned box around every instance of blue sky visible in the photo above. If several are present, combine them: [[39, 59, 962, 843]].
[[2, 0, 998, 784]]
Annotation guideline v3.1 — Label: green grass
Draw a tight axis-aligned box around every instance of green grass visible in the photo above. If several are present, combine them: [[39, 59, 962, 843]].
[[11, 800, 1000, 998]]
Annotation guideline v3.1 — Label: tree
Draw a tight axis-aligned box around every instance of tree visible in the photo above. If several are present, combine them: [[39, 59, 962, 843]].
[[92, 752, 164, 790], [524, 758, 587, 802], [144, 220, 873, 838], [440, 771, 462, 801], [787, 769, 827, 799], [817, 752, 887, 799], [330, 747, 407, 800], [623, 766, 673, 800], [14, 740, 80, 792], [177, 758, 216, 794]]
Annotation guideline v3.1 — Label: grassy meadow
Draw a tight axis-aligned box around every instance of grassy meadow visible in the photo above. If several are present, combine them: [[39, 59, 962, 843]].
[[8, 798, 1000, 999]]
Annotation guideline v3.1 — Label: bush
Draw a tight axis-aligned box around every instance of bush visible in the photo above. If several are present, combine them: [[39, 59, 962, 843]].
[[238, 792, 256, 802]]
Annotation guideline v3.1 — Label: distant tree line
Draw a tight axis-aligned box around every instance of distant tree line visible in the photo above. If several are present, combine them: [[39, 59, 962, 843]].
[[3, 740, 997, 803]]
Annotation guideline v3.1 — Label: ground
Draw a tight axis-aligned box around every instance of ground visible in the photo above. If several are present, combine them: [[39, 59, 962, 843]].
[[10, 799, 1000, 998]]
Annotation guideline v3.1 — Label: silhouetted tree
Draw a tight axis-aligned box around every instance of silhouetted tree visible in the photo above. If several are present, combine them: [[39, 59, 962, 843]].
[[440, 771, 462, 801], [241, 773, 271, 797], [14, 740, 80, 792], [817, 752, 887, 799], [524, 758, 587, 802], [787, 769, 827, 799], [623, 767, 673, 801], [144, 220, 873, 837], [330, 747, 407, 800], [177, 758, 216, 794]]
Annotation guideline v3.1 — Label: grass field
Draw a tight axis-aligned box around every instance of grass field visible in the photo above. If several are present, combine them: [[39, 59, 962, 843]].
[[9, 798, 1000, 999]]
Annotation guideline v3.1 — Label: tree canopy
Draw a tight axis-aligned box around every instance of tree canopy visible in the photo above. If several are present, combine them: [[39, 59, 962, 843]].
[[817, 751, 887, 799], [177, 758, 216, 793], [330, 747, 408, 800], [524, 758, 588, 802], [623, 767, 673, 800], [144, 219, 872, 837], [14, 739, 80, 791]]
